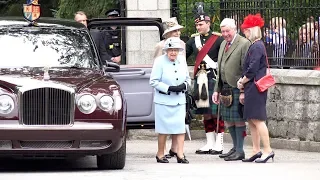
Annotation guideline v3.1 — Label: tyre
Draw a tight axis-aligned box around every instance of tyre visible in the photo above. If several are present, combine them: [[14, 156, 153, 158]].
[[97, 140, 126, 170]]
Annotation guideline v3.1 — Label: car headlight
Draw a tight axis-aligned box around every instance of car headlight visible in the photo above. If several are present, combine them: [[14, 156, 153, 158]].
[[77, 94, 97, 114], [99, 95, 114, 111], [0, 95, 14, 114]]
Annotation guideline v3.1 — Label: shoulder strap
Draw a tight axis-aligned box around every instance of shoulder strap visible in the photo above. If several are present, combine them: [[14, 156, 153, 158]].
[[260, 41, 271, 73], [194, 35, 219, 76]]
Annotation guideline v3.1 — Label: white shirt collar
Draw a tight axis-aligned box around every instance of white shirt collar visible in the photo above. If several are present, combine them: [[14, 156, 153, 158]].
[[229, 34, 237, 45]]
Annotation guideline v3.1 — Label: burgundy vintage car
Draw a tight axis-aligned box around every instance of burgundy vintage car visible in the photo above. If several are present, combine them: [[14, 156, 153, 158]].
[[0, 16, 127, 169]]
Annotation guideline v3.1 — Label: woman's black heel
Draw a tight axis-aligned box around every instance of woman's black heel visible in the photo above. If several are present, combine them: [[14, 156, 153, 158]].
[[255, 151, 275, 163], [165, 149, 177, 159], [176, 156, 189, 164], [169, 149, 177, 157], [156, 156, 169, 163], [242, 151, 262, 162]]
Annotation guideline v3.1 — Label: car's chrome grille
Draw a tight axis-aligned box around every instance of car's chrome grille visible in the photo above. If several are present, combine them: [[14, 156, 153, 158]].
[[20, 141, 73, 148], [0, 140, 12, 149], [80, 140, 112, 148], [20, 88, 73, 125]]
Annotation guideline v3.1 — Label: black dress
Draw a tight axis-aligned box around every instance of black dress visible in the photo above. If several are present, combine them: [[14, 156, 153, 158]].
[[242, 40, 268, 121]]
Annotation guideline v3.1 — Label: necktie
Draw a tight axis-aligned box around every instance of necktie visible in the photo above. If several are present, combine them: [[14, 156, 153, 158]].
[[225, 42, 231, 52]]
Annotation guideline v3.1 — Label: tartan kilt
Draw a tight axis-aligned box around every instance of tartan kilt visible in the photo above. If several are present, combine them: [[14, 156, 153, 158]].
[[220, 86, 246, 122], [193, 70, 218, 115]]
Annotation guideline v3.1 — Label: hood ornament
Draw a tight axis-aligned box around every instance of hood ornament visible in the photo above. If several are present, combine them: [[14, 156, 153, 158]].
[[43, 66, 50, 81]]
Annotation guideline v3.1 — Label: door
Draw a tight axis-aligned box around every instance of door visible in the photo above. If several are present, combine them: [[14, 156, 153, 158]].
[[88, 18, 164, 129]]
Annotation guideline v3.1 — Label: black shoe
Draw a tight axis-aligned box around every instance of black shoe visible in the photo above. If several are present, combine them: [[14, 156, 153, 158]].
[[156, 156, 169, 163], [164, 149, 177, 159], [255, 151, 275, 163], [210, 150, 223, 155], [242, 152, 262, 162], [177, 156, 189, 164], [195, 149, 212, 154], [224, 151, 245, 161], [219, 148, 236, 158], [169, 149, 177, 156]]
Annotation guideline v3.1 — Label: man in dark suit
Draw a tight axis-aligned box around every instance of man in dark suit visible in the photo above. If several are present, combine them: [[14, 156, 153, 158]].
[[74, 11, 110, 64], [212, 18, 251, 161]]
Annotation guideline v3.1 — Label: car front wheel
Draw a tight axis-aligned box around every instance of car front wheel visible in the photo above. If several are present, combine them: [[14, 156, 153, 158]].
[[97, 140, 126, 170]]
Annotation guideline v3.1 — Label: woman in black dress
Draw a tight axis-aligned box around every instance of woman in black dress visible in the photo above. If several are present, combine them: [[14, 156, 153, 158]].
[[237, 14, 274, 163]]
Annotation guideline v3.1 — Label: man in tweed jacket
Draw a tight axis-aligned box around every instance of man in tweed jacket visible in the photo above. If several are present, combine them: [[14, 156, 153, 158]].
[[212, 18, 251, 161]]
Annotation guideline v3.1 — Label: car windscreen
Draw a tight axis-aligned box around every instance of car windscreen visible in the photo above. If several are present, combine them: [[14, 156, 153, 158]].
[[0, 27, 99, 68]]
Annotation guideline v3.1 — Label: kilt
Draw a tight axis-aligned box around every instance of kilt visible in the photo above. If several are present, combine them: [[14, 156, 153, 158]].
[[220, 84, 246, 123], [194, 69, 218, 115]]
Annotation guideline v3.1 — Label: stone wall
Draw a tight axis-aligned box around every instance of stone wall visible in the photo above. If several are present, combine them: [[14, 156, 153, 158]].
[[125, 0, 170, 65], [267, 69, 320, 142], [188, 68, 320, 143]]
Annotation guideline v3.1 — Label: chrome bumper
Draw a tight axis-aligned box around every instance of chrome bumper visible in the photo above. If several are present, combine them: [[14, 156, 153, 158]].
[[0, 120, 123, 155], [0, 121, 113, 131]]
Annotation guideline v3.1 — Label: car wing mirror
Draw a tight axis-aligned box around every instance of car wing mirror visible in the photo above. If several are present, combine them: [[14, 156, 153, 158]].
[[104, 62, 120, 72]]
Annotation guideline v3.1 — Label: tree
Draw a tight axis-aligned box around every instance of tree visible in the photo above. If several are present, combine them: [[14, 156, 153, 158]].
[[56, 0, 119, 19], [174, 0, 221, 37], [0, 0, 59, 17]]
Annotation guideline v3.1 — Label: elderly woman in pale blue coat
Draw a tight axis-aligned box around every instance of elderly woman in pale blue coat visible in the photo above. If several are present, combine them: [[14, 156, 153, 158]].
[[150, 37, 191, 164]]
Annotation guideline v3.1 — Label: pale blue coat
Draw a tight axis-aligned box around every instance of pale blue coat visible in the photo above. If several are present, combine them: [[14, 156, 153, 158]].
[[150, 54, 191, 134]]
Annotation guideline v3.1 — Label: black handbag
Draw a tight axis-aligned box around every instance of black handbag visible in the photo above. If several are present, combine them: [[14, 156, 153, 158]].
[[185, 92, 196, 124]]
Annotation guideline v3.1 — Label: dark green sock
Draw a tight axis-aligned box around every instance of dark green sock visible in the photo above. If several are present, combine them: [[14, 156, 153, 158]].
[[228, 126, 237, 148], [235, 126, 246, 153]]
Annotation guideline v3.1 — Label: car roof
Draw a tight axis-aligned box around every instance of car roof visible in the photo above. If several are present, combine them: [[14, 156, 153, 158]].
[[0, 17, 85, 29]]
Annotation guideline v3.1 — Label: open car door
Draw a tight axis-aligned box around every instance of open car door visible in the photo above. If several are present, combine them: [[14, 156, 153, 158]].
[[88, 18, 164, 129]]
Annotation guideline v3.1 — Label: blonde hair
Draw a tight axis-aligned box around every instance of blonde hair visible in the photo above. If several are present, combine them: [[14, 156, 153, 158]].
[[247, 26, 262, 42]]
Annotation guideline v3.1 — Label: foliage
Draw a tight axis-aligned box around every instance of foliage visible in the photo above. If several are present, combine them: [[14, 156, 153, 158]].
[[56, 0, 119, 19], [0, 0, 59, 17], [173, 0, 221, 64], [0, 0, 118, 18], [174, 0, 221, 37]]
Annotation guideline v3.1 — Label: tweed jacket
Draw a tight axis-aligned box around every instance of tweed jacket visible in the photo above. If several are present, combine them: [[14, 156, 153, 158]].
[[214, 34, 251, 92], [150, 54, 191, 106]]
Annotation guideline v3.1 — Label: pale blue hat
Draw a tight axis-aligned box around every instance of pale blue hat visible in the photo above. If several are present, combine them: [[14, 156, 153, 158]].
[[163, 37, 184, 51]]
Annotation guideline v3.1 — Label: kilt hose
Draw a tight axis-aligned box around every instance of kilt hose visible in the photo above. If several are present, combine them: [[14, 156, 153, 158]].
[[220, 84, 246, 123], [203, 118, 225, 133], [194, 69, 225, 133]]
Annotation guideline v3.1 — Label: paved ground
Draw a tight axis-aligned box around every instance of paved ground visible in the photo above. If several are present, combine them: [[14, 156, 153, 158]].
[[0, 139, 319, 180]]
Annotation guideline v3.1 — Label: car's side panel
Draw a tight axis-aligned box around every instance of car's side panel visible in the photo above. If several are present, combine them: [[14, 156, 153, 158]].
[[111, 67, 154, 128]]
